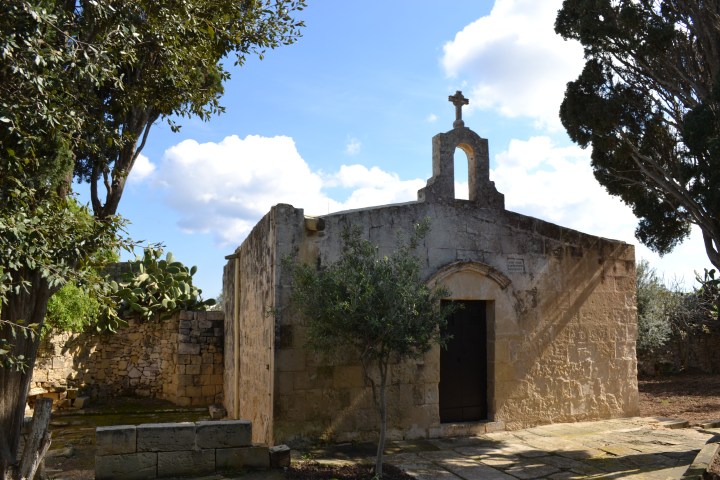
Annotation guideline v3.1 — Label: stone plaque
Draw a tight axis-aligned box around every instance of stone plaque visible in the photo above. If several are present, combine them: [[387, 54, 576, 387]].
[[507, 258, 525, 273]]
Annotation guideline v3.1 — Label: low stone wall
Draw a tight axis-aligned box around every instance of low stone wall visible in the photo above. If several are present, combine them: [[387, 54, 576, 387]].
[[32, 311, 223, 407], [95, 420, 272, 479]]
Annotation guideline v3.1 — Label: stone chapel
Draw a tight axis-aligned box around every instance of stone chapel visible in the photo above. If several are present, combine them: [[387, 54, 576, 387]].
[[222, 92, 639, 446]]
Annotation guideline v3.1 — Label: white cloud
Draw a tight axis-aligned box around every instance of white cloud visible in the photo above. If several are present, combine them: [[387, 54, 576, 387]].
[[427, 113, 438, 123], [345, 137, 362, 155], [491, 136, 709, 289], [329, 165, 424, 210], [492, 136, 637, 238], [152, 135, 423, 246], [149, 133, 709, 290], [127, 154, 155, 183], [442, 0, 584, 130]]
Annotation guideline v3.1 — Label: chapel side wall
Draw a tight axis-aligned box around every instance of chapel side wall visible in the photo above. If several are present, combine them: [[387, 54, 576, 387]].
[[489, 213, 638, 428], [224, 206, 280, 445], [271, 201, 637, 444]]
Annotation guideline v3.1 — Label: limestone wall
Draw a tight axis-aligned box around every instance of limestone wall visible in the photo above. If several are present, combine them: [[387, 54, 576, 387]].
[[33, 311, 224, 407], [259, 201, 637, 444], [224, 207, 285, 444], [95, 420, 270, 479]]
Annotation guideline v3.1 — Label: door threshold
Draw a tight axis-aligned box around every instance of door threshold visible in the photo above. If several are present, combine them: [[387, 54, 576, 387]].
[[439, 420, 505, 437]]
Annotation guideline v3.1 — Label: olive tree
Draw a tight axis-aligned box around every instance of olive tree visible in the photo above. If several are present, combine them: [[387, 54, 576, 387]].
[[286, 221, 454, 478]]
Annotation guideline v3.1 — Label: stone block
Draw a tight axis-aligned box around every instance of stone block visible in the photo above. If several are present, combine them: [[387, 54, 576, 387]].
[[196, 420, 252, 448], [178, 343, 200, 355], [177, 374, 195, 387], [202, 385, 215, 396], [95, 452, 157, 480], [186, 385, 203, 397], [484, 420, 506, 433], [157, 449, 215, 478], [73, 396, 90, 408], [96, 425, 137, 455], [333, 366, 364, 389], [136, 423, 195, 452], [216, 445, 270, 470], [185, 364, 201, 375], [269, 445, 291, 468]]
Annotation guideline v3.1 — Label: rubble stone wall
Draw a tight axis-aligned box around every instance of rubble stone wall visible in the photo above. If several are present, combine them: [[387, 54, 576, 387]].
[[33, 311, 224, 407]]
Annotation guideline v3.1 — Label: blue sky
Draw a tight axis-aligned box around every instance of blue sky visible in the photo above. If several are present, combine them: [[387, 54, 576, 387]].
[[95, 0, 708, 298]]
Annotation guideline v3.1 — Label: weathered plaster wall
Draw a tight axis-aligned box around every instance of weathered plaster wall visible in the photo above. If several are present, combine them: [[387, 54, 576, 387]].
[[261, 200, 637, 444], [33, 311, 224, 407]]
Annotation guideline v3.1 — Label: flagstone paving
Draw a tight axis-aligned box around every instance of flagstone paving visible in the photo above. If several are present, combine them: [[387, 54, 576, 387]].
[[385, 418, 719, 479]]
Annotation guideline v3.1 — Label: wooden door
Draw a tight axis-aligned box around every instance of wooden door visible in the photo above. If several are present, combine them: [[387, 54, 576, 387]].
[[439, 300, 488, 422]]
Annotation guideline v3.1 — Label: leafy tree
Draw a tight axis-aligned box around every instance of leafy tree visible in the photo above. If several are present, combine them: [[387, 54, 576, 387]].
[[286, 221, 454, 478], [555, 1, 720, 270], [636, 260, 679, 354], [45, 283, 102, 334], [1, 1, 305, 477]]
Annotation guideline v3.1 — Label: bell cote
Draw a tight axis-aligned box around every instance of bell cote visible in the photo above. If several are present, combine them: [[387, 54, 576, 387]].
[[417, 91, 504, 209]]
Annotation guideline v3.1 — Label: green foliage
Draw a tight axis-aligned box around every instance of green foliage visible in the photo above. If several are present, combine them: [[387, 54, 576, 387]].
[[1, 0, 305, 471], [636, 260, 679, 354], [285, 219, 453, 476], [0, 187, 130, 369], [555, 1, 720, 270], [114, 247, 215, 322], [45, 283, 101, 333], [694, 268, 720, 322], [288, 221, 451, 366]]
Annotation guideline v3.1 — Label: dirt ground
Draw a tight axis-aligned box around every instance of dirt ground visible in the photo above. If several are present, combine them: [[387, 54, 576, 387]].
[[41, 373, 720, 479], [638, 373, 720, 424]]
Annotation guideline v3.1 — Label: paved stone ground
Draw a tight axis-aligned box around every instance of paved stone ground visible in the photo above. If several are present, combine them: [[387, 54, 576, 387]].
[[386, 418, 719, 480], [205, 417, 718, 479]]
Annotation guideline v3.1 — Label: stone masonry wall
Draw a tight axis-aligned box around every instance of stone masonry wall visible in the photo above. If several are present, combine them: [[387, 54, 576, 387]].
[[95, 420, 271, 479], [33, 311, 224, 407], [262, 202, 637, 444], [224, 209, 277, 444]]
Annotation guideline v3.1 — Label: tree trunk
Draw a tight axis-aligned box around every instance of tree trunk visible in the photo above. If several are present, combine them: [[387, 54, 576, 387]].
[[17, 397, 52, 480], [1, 273, 52, 480], [375, 360, 389, 478]]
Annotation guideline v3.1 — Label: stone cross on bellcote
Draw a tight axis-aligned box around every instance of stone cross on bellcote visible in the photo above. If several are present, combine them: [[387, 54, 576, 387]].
[[449, 90, 469, 128]]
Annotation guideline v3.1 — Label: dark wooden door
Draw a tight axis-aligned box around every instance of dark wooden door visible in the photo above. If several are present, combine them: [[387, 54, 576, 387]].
[[439, 300, 488, 423]]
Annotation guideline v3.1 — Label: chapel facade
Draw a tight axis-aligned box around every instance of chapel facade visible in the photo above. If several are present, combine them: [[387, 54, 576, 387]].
[[222, 92, 639, 445]]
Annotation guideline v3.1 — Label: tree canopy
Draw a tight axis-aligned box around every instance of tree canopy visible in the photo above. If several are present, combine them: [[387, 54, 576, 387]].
[[1, 1, 305, 477], [555, 0, 720, 269], [286, 221, 453, 477]]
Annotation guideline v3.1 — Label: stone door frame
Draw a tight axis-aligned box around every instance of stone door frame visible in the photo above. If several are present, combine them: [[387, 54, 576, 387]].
[[428, 261, 512, 424]]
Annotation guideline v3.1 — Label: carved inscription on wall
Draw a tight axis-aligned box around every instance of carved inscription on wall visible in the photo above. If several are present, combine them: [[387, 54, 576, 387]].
[[507, 258, 525, 273]]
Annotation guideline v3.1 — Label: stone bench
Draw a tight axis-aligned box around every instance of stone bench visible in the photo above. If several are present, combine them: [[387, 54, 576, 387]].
[[95, 419, 286, 479]]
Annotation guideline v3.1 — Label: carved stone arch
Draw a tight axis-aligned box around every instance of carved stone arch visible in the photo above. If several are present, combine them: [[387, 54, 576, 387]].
[[428, 261, 511, 293]]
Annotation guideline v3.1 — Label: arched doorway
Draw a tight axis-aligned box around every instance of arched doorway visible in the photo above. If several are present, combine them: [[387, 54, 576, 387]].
[[428, 261, 512, 424], [440, 299, 487, 422]]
